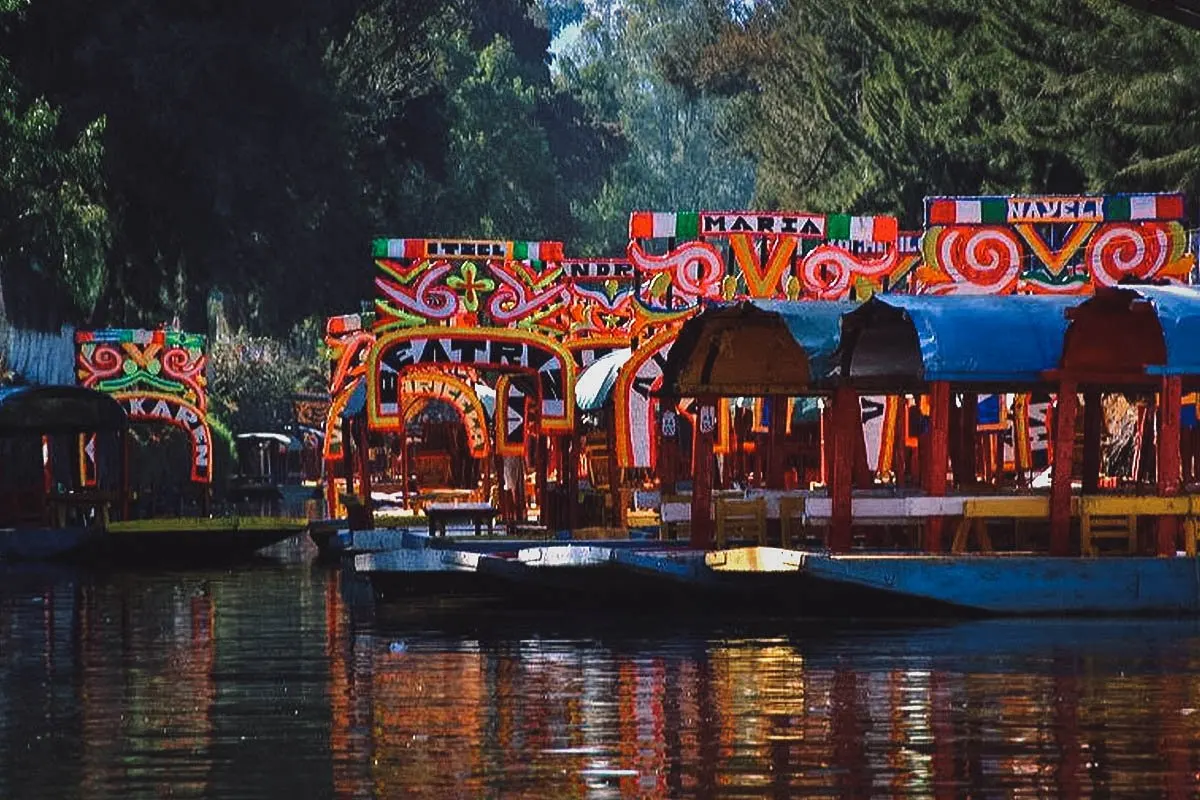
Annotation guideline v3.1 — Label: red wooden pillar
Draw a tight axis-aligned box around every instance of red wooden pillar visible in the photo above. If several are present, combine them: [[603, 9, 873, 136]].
[[690, 396, 718, 549], [1049, 382, 1078, 557], [565, 434, 579, 532], [830, 386, 858, 554], [535, 435, 549, 524], [606, 412, 622, 525], [1081, 389, 1102, 494], [820, 403, 832, 486], [1157, 375, 1182, 556], [923, 382, 951, 552], [767, 396, 788, 489]]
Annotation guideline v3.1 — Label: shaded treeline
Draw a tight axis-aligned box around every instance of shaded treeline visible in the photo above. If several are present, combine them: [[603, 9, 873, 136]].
[[1, 0, 1199, 336]]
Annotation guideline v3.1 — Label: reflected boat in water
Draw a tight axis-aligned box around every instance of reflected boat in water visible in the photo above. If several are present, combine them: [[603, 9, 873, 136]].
[[4, 562, 1200, 797]]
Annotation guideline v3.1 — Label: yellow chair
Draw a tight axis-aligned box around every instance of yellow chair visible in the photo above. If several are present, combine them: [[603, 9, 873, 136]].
[[715, 497, 767, 549], [778, 495, 806, 549], [1080, 496, 1138, 556], [1187, 495, 1200, 556], [659, 494, 691, 541]]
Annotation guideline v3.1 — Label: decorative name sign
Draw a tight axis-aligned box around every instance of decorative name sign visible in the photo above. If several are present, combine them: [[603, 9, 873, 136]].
[[926, 193, 1186, 225], [699, 212, 826, 238], [76, 327, 212, 483], [1007, 197, 1103, 223], [920, 193, 1193, 294], [371, 238, 564, 262], [563, 260, 635, 281]]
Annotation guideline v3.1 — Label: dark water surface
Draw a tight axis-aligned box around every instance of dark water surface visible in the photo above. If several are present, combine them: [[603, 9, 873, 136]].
[[2, 539, 1200, 798]]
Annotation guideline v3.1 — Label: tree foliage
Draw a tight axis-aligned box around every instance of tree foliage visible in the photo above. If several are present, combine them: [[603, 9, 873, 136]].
[[0, 0, 624, 333], [664, 0, 1200, 225], [556, 0, 755, 254], [0, 51, 108, 329]]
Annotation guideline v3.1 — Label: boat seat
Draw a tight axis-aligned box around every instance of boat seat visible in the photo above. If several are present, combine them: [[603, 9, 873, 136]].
[[659, 494, 691, 541], [778, 495, 807, 549], [950, 497, 1050, 553], [715, 497, 767, 549], [1186, 496, 1200, 557]]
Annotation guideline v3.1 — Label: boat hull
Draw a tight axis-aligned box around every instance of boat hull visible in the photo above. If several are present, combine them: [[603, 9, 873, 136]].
[[795, 553, 1200, 616], [0, 527, 99, 561]]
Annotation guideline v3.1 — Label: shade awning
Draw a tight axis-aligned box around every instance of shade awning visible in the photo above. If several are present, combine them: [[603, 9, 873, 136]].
[[0, 384, 128, 435], [660, 299, 855, 397], [576, 348, 633, 411], [237, 432, 301, 451], [475, 383, 496, 416], [839, 295, 1077, 390], [1117, 286, 1200, 376]]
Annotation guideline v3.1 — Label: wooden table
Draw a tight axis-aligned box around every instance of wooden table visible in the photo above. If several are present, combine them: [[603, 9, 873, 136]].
[[425, 502, 499, 537], [47, 490, 117, 527]]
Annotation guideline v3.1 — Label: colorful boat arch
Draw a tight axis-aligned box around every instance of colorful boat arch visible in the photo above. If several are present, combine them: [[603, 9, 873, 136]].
[[367, 326, 575, 434], [614, 328, 677, 468], [493, 374, 529, 457], [116, 392, 213, 483], [397, 371, 491, 459], [75, 328, 212, 483]]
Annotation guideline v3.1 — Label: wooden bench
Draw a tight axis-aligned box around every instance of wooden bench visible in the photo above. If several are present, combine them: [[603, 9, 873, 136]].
[[425, 502, 499, 537]]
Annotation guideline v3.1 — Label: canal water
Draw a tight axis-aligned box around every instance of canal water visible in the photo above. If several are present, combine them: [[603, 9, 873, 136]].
[[1, 538, 1199, 798]]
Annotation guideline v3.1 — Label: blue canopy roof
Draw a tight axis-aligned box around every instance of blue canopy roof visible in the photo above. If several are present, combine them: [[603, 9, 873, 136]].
[[1123, 286, 1200, 376], [842, 294, 1077, 386]]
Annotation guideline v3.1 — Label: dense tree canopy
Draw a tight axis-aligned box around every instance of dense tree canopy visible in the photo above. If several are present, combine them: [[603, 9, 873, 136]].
[[664, 0, 1200, 226], [2, 0, 1200, 332], [0, 0, 622, 332]]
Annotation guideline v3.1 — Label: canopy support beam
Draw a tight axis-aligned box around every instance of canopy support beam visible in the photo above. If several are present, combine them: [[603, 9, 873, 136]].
[[922, 382, 951, 552], [1158, 375, 1183, 556]]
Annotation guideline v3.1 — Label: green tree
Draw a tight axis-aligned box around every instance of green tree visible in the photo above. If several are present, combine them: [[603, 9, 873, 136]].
[[557, 0, 755, 254], [0, 48, 108, 328], [661, 0, 1200, 225]]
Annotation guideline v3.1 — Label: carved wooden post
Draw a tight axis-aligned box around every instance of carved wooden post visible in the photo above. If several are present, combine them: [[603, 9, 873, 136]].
[[923, 381, 951, 552], [1158, 375, 1182, 557], [830, 385, 858, 554]]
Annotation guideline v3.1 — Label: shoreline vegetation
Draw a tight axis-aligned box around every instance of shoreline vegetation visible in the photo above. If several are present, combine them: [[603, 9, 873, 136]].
[[3, 0, 1200, 456]]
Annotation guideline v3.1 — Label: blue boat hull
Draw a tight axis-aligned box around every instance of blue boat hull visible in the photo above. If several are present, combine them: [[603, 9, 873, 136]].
[[796, 554, 1200, 616], [0, 527, 98, 561]]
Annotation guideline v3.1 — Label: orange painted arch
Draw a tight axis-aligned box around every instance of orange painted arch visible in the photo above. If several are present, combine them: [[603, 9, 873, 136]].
[[368, 326, 576, 433], [115, 391, 213, 483]]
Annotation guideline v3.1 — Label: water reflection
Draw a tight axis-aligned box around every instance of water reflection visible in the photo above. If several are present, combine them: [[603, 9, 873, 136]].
[[1, 558, 1200, 798]]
